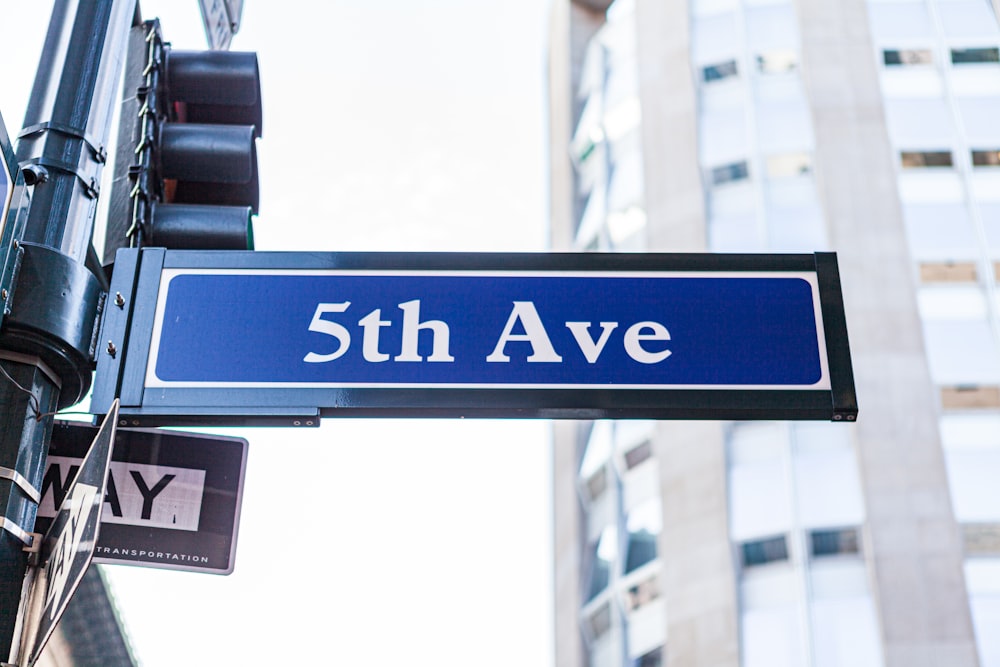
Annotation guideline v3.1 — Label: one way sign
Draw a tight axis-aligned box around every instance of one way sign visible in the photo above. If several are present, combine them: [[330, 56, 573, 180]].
[[35, 422, 248, 575]]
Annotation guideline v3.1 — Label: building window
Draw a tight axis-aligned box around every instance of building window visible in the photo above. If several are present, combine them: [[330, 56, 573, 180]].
[[952, 47, 1000, 65], [623, 440, 652, 469], [586, 602, 613, 640], [883, 48, 933, 66], [710, 160, 750, 185], [919, 261, 978, 283], [625, 527, 658, 573], [901, 150, 954, 168], [765, 152, 812, 178], [810, 528, 861, 557], [741, 535, 789, 567], [637, 646, 663, 667], [757, 50, 797, 74], [941, 385, 1000, 409], [964, 524, 1000, 555], [585, 467, 608, 501], [625, 573, 660, 612], [972, 149, 1000, 167], [587, 526, 617, 601], [625, 499, 660, 573], [703, 59, 739, 82]]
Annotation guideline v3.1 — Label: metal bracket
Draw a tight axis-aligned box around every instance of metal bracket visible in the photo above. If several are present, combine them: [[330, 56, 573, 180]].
[[21, 532, 42, 568], [0, 467, 40, 504], [17, 121, 106, 164], [0, 518, 35, 548]]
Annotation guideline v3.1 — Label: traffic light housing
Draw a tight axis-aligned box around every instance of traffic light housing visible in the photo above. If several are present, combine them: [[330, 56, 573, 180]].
[[104, 19, 261, 263]]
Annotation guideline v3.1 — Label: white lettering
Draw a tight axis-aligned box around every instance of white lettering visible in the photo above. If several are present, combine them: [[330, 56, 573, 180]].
[[40, 458, 206, 532], [303, 302, 351, 363], [565, 321, 618, 364], [624, 322, 672, 364], [395, 300, 454, 362], [45, 483, 98, 620], [358, 309, 391, 362], [487, 302, 563, 363]]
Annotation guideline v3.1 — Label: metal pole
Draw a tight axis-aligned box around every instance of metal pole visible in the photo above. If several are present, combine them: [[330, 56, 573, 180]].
[[0, 0, 135, 661]]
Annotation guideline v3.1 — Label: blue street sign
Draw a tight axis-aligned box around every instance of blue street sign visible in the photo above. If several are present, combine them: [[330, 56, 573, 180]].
[[93, 250, 857, 425], [152, 273, 825, 387]]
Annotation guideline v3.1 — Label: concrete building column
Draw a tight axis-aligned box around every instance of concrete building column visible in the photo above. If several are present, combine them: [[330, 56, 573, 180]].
[[797, 1, 979, 664]]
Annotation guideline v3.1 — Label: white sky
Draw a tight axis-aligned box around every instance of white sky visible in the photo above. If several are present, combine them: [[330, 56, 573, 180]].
[[0, 1, 555, 665]]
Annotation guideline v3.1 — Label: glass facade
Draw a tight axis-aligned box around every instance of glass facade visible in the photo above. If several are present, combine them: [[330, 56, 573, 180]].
[[559, 0, 1000, 664]]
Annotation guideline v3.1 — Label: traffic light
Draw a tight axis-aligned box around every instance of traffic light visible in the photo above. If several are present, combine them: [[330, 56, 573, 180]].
[[104, 19, 261, 263]]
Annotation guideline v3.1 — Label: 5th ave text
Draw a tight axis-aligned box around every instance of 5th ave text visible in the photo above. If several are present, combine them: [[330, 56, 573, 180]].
[[302, 299, 673, 365]]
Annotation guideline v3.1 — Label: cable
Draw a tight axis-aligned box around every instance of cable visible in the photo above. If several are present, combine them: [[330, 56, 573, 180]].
[[0, 361, 43, 419]]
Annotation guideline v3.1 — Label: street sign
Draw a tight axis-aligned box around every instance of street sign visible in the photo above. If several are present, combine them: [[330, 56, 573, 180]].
[[35, 422, 248, 575], [198, 0, 244, 50], [22, 402, 118, 667], [93, 249, 857, 425]]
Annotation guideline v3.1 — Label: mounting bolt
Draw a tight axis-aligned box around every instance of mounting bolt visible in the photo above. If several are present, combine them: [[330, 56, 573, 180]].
[[106, 341, 117, 358], [114, 292, 125, 308]]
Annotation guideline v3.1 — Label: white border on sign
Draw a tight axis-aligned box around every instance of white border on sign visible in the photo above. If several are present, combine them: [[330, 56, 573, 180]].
[[144, 269, 832, 391], [0, 147, 13, 243]]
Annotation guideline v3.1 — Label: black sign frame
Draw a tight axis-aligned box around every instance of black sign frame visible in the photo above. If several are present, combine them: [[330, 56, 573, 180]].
[[37, 421, 247, 575], [93, 249, 857, 426]]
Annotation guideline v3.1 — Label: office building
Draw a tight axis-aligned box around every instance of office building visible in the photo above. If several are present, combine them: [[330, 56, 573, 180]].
[[548, 1, 1000, 665]]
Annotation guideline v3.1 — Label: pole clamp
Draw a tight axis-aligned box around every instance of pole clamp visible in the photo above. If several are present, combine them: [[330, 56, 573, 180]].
[[0, 467, 40, 504], [0, 517, 35, 548], [18, 121, 107, 164]]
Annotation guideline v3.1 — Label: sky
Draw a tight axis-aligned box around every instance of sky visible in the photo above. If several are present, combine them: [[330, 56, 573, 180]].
[[0, 1, 555, 665]]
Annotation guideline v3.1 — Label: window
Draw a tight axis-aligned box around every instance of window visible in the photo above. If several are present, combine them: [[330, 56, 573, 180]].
[[964, 524, 1000, 555], [637, 646, 663, 667], [901, 150, 953, 168], [587, 526, 617, 601], [625, 574, 660, 611], [883, 48, 933, 66], [765, 152, 812, 178], [625, 500, 660, 573], [940, 385, 1000, 409], [585, 467, 609, 501], [623, 440, 652, 469], [710, 160, 750, 185], [741, 535, 789, 567], [757, 50, 797, 74], [973, 149, 1000, 166], [952, 47, 1000, 64], [586, 602, 613, 640], [703, 59, 739, 82], [810, 528, 861, 557], [919, 261, 977, 282]]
